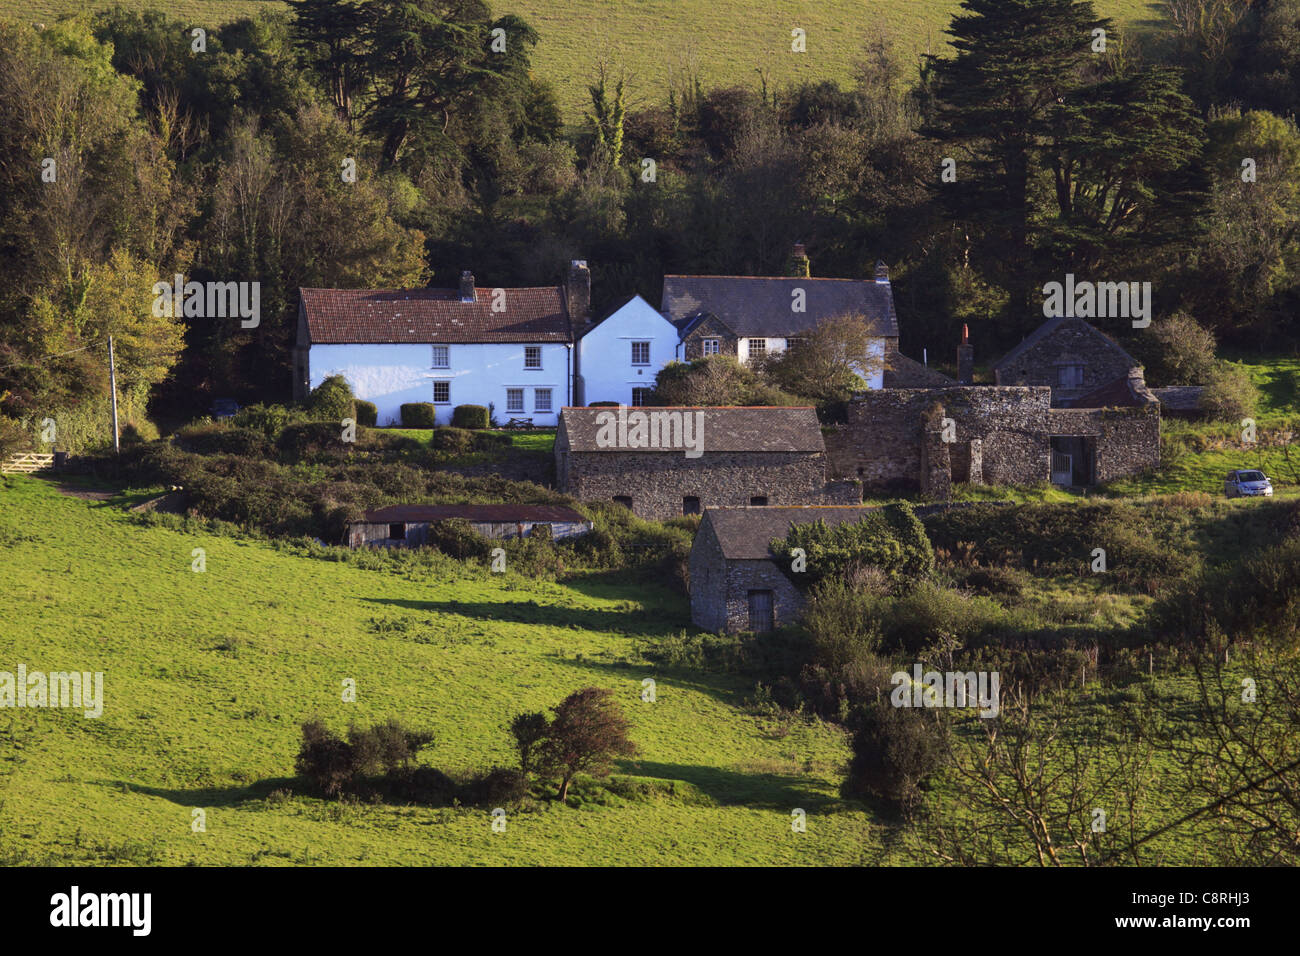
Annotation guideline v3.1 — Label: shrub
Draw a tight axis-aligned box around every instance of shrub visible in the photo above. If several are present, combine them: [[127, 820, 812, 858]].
[[400, 403, 437, 428], [294, 719, 434, 799], [451, 404, 490, 429], [308, 374, 356, 422], [431, 427, 475, 455], [1134, 312, 1218, 386], [425, 518, 492, 559], [296, 720, 356, 798], [233, 403, 301, 439], [842, 701, 949, 817], [276, 422, 349, 461], [173, 424, 273, 458], [773, 503, 934, 590], [355, 400, 378, 428], [588, 401, 620, 407], [459, 767, 529, 806], [1199, 363, 1259, 422], [472, 431, 511, 451]]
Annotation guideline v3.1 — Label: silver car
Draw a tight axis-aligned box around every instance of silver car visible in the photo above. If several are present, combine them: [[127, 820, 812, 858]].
[[1225, 469, 1273, 498]]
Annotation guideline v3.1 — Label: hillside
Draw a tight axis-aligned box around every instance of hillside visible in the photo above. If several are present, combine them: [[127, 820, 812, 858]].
[[6, 0, 1169, 117]]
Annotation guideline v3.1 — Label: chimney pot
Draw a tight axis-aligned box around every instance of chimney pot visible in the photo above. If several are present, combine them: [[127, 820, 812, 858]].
[[459, 270, 476, 303], [874, 260, 889, 283], [957, 326, 974, 385]]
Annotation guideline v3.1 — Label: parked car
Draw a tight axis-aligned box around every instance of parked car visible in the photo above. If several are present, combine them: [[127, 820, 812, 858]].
[[1224, 469, 1273, 498], [211, 398, 240, 420]]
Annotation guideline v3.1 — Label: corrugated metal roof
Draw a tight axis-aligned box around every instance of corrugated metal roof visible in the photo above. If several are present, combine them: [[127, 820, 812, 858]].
[[300, 286, 572, 344], [661, 275, 899, 339], [558, 406, 825, 453], [357, 504, 588, 524]]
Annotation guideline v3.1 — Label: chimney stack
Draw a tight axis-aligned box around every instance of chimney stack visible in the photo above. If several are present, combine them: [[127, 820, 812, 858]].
[[957, 324, 974, 385], [874, 260, 890, 283], [459, 270, 476, 303], [788, 242, 811, 278], [566, 259, 591, 336]]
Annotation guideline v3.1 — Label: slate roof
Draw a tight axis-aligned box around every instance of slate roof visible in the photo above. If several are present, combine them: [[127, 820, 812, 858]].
[[703, 506, 878, 560], [1150, 386, 1205, 413], [883, 351, 954, 388], [357, 504, 588, 524], [661, 275, 899, 339], [1072, 372, 1158, 409], [299, 286, 572, 344], [993, 315, 1138, 371], [558, 406, 825, 453]]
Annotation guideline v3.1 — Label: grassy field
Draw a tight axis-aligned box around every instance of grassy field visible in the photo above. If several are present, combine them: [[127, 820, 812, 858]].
[[6, 0, 1169, 118], [0, 475, 879, 865]]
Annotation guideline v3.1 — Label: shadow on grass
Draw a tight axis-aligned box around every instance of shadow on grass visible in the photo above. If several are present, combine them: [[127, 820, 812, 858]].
[[361, 596, 688, 634], [94, 776, 300, 808], [545, 652, 752, 711], [618, 759, 840, 811]]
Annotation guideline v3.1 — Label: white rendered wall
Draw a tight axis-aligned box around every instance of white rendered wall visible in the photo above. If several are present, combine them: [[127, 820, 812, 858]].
[[577, 295, 680, 405], [309, 342, 570, 426]]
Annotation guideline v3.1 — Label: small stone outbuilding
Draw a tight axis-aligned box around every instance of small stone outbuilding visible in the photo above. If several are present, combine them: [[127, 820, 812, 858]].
[[348, 504, 591, 548], [556, 406, 858, 521], [689, 505, 874, 633]]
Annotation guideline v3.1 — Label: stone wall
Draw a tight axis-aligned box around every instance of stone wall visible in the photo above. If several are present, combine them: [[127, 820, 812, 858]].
[[689, 521, 805, 632], [825, 386, 1159, 494], [825, 387, 1054, 491], [681, 315, 739, 360], [994, 317, 1133, 404], [563, 450, 828, 520]]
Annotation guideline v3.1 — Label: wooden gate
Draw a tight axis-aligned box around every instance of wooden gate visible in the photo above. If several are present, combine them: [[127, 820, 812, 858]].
[[1, 453, 54, 475], [747, 590, 775, 633]]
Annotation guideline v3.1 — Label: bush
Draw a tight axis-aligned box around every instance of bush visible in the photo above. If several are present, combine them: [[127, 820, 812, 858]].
[[472, 431, 511, 451], [400, 403, 437, 428], [459, 767, 529, 806], [842, 701, 949, 818], [355, 400, 378, 428], [772, 503, 934, 590], [425, 518, 492, 559], [1134, 312, 1218, 386], [233, 403, 302, 439], [173, 424, 273, 458], [1199, 363, 1259, 422], [294, 718, 434, 799], [432, 427, 475, 455], [451, 404, 490, 429], [308, 374, 356, 422], [276, 422, 349, 461]]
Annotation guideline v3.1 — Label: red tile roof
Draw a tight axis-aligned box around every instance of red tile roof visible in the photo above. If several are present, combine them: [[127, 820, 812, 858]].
[[300, 286, 572, 344]]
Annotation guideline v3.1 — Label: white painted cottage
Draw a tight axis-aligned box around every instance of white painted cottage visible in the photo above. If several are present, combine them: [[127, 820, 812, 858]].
[[294, 263, 590, 427], [573, 294, 681, 406]]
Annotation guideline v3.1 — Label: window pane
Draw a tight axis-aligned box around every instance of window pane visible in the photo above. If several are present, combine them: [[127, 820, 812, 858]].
[[433, 382, 450, 404], [632, 341, 650, 365], [702, 338, 719, 356], [632, 388, 650, 407], [748, 339, 766, 359], [535, 388, 552, 412], [506, 388, 524, 413], [524, 346, 541, 368], [431, 345, 449, 368]]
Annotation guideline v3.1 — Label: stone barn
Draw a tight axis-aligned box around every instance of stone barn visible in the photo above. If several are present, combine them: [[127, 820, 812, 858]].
[[348, 504, 591, 548], [555, 406, 859, 521], [689, 506, 875, 633], [825, 381, 1160, 497]]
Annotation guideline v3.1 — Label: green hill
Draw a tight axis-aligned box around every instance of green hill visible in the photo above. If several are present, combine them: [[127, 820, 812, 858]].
[[5, 0, 1169, 118]]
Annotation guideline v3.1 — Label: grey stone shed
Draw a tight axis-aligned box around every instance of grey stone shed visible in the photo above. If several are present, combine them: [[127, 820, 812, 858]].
[[689, 505, 875, 633]]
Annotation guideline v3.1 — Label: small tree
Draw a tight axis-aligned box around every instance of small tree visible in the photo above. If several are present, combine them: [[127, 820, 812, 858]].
[[757, 313, 880, 403], [307, 374, 356, 421], [510, 711, 551, 774], [537, 687, 636, 801]]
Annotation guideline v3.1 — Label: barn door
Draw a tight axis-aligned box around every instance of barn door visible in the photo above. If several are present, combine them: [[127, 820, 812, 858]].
[[748, 590, 774, 633], [1051, 450, 1073, 486]]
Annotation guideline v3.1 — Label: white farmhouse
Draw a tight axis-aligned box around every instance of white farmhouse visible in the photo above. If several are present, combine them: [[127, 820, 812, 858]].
[[294, 264, 590, 427], [574, 294, 681, 406]]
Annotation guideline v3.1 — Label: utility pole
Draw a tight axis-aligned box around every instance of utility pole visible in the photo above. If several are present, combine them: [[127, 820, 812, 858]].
[[108, 335, 120, 453]]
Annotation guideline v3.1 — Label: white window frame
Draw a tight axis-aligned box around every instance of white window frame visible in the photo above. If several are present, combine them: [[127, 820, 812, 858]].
[[632, 387, 651, 408], [432, 381, 451, 404], [524, 346, 542, 369], [631, 341, 651, 366], [431, 345, 449, 368], [506, 388, 525, 413], [534, 388, 553, 413], [701, 338, 720, 356], [747, 338, 767, 361]]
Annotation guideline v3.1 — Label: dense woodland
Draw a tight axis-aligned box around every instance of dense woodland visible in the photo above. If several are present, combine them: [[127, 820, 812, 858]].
[[1, 0, 1299, 444]]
